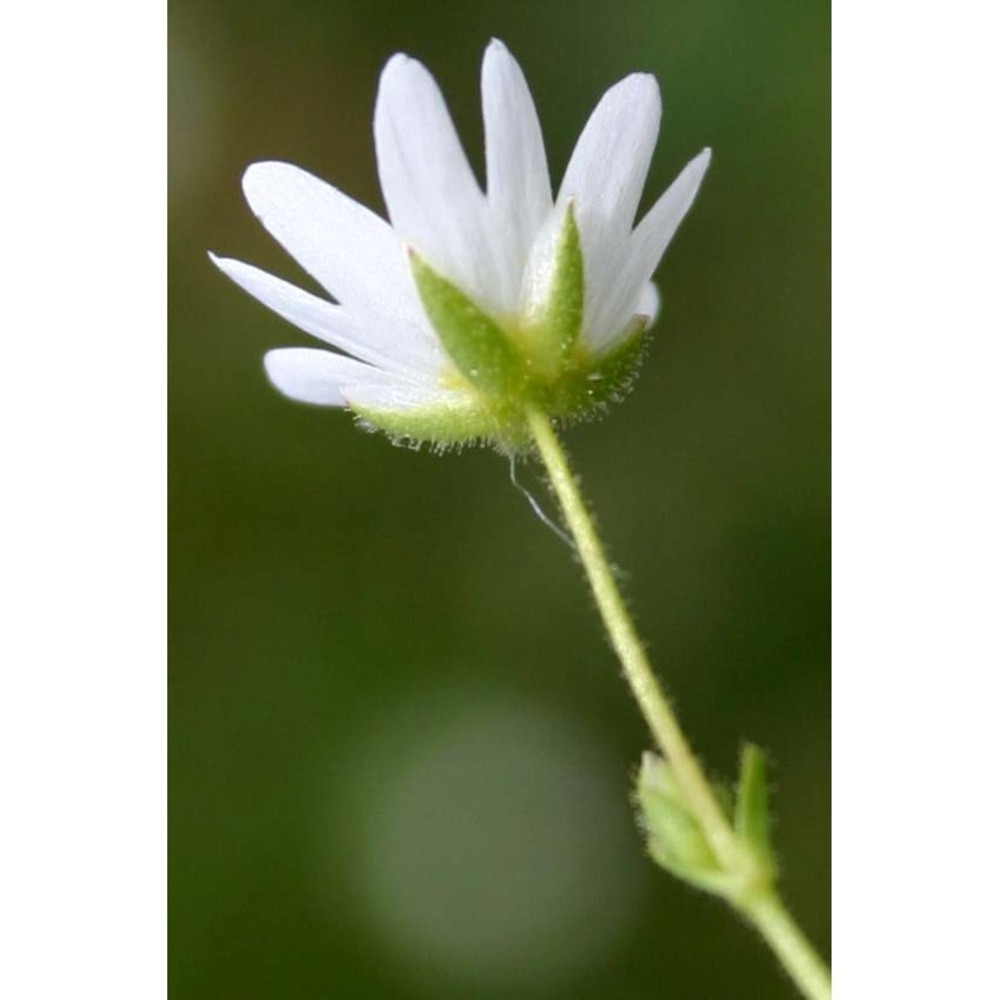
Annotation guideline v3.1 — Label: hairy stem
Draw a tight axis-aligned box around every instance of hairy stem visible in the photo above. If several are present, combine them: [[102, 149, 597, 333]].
[[742, 892, 832, 1000], [526, 407, 830, 1000]]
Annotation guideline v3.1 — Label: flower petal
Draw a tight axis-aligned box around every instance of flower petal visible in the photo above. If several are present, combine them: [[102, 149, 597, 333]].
[[557, 74, 661, 345], [209, 253, 447, 378], [264, 347, 429, 407], [241, 161, 426, 332], [636, 282, 660, 325], [557, 73, 661, 236], [375, 54, 502, 313], [587, 149, 711, 349], [481, 39, 552, 312]]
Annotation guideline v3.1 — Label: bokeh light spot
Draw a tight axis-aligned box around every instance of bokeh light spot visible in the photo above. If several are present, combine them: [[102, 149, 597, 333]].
[[337, 690, 643, 991]]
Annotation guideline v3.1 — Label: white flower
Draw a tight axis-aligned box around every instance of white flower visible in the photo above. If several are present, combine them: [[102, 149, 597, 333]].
[[210, 39, 710, 446]]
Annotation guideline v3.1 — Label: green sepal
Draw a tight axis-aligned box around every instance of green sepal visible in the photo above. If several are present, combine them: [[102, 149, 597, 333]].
[[354, 247, 655, 449], [576, 318, 648, 410], [350, 396, 530, 452], [734, 743, 775, 876], [522, 202, 585, 373], [543, 317, 648, 419], [410, 252, 525, 397], [351, 315, 649, 449]]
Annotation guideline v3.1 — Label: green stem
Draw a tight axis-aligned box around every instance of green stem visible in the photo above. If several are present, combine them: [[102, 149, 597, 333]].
[[525, 407, 830, 1000], [742, 892, 832, 1000], [525, 407, 735, 864]]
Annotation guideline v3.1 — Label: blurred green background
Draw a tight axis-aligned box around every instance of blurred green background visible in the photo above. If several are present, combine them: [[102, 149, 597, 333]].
[[170, 1, 829, 996]]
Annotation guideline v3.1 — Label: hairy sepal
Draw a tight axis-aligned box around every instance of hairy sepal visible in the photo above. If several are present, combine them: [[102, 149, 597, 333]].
[[546, 317, 648, 419], [411, 252, 526, 397], [398, 247, 650, 447], [350, 395, 533, 450], [520, 202, 585, 376]]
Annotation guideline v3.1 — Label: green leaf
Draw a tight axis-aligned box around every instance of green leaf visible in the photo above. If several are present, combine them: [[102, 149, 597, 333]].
[[410, 252, 524, 397], [734, 743, 775, 873]]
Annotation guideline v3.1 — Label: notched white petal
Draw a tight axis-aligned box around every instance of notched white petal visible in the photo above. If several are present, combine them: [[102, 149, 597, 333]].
[[375, 54, 501, 313], [265, 347, 460, 412], [482, 38, 552, 310], [557, 73, 661, 235], [263, 346, 429, 407], [209, 253, 446, 378], [557, 74, 663, 347], [632, 148, 712, 258], [586, 149, 712, 349], [240, 161, 427, 333]]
